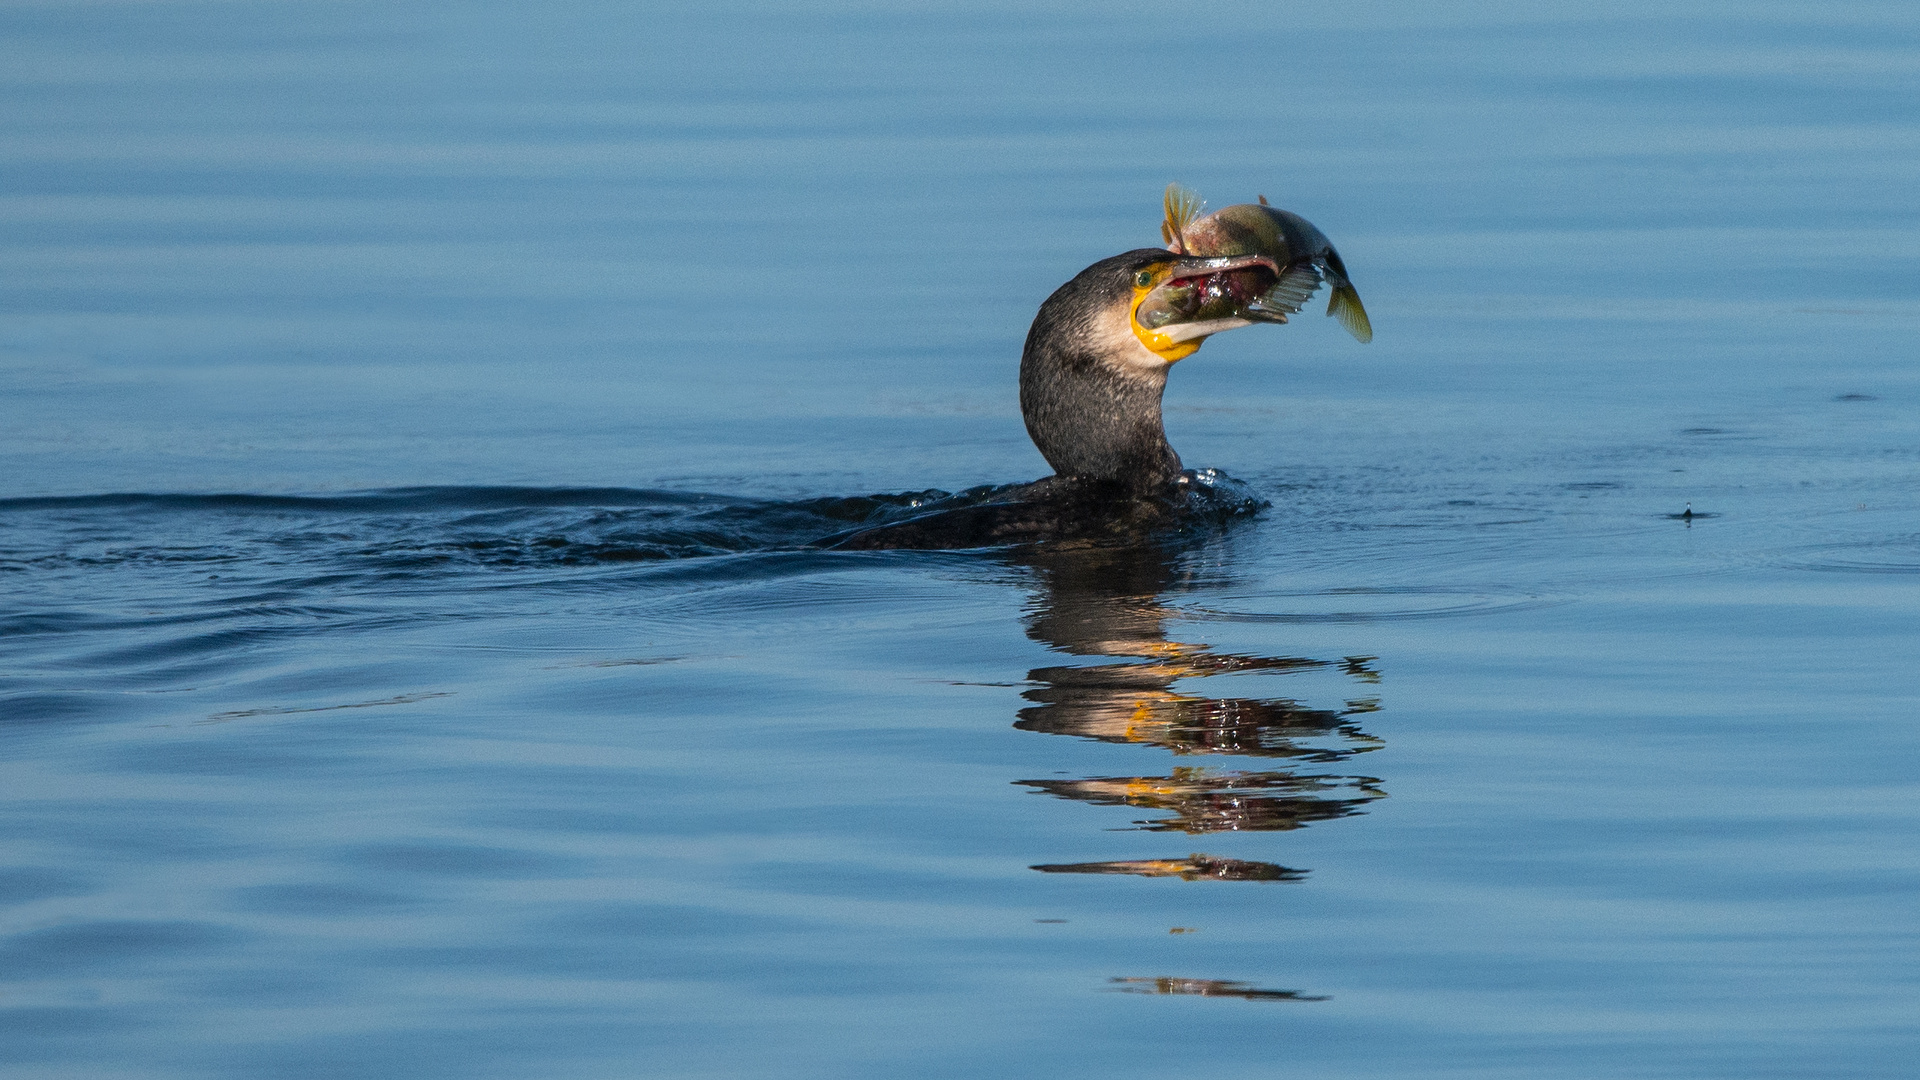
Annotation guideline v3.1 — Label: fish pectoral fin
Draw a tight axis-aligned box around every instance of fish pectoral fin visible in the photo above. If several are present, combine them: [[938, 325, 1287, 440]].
[[1326, 282, 1372, 343], [1244, 263, 1323, 322]]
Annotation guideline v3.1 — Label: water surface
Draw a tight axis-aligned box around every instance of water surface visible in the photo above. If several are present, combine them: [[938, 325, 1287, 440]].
[[3, 2, 1919, 1077]]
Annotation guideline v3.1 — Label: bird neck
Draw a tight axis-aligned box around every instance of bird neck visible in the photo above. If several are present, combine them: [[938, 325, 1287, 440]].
[[1019, 332, 1183, 493]]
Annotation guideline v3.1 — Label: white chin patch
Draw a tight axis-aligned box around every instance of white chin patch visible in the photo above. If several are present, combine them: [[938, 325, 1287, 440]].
[[1159, 317, 1255, 343]]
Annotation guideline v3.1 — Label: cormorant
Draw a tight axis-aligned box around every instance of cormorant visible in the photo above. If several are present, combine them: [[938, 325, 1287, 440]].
[[824, 189, 1369, 549], [1020, 248, 1278, 495]]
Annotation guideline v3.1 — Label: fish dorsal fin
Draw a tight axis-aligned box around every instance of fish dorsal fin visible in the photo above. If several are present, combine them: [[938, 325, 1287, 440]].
[[1162, 183, 1201, 253], [1327, 283, 1373, 343]]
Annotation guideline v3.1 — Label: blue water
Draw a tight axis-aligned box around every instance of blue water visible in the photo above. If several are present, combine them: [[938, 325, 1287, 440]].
[[5, 2, 1920, 1077]]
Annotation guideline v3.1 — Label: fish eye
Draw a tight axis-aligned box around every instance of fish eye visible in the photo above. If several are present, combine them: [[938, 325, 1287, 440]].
[[1134, 271, 1155, 288]]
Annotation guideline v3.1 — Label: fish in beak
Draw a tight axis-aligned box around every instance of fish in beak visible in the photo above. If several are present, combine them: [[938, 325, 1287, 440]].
[[1129, 251, 1286, 359], [1159, 184, 1373, 343]]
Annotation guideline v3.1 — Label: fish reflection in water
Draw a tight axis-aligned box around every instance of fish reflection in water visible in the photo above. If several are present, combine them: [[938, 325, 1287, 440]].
[[1109, 978, 1329, 1002], [1031, 855, 1305, 881], [1016, 687, 1380, 762], [1010, 544, 1385, 876], [1017, 767, 1383, 834]]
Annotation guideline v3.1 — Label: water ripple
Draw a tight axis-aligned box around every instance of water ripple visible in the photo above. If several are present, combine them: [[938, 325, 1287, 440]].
[[1777, 538, 1920, 575], [1174, 585, 1563, 624]]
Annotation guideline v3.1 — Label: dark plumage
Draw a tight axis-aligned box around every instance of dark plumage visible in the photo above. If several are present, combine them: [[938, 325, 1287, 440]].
[[819, 248, 1277, 549], [820, 202, 1371, 550], [1019, 250, 1189, 494]]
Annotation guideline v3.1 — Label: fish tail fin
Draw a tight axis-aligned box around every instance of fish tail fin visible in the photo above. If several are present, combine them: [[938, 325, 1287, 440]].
[[1162, 183, 1201, 253], [1327, 283, 1372, 343]]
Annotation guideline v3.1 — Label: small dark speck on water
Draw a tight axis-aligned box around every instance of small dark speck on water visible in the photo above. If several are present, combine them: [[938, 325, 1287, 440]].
[[1835, 393, 1879, 401]]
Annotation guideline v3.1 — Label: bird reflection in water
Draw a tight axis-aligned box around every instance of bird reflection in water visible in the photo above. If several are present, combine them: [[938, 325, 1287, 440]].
[[1011, 543, 1378, 1000], [1010, 544, 1385, 878]]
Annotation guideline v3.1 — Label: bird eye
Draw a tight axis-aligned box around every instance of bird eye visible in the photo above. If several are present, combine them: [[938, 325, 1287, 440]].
[[1134, 271, 1154, 288]]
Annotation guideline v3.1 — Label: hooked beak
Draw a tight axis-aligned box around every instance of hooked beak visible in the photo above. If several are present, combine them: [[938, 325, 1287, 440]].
[[1165, 252, 1282, 277]]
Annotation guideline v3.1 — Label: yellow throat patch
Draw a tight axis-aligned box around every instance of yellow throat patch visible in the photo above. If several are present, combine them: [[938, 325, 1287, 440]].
[[1129, 265, 1202, 362]]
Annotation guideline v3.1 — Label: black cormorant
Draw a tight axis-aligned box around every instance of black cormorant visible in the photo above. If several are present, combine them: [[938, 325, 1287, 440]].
[[1019, 248, 1277, 495], [824, 190, 1368, 549]]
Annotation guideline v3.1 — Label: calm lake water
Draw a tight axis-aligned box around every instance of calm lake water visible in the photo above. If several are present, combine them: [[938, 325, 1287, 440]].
[[4, 2, 1919, 1077]]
